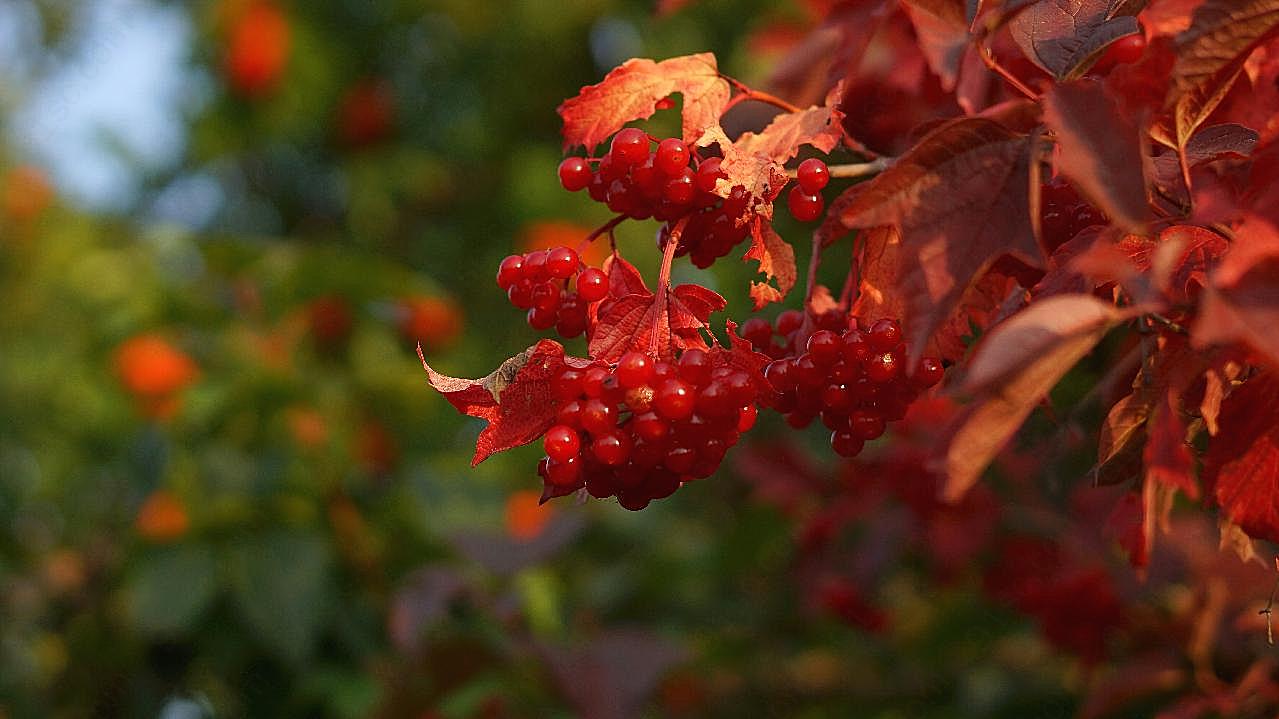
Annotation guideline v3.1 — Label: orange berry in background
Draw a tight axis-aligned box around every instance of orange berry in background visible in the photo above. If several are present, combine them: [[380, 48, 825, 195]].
[[135, 490, 190, 543], [224, 2, 291, 98], [519, 220, 607, 266], [286, 406, 329, 449], [504, 489, 554, 541], [338, 79, 395, 148], [1, 165, 53, 222], [398, 295, 463, 351], [306, 294, 354, 350], [114, 334, 199, 399]]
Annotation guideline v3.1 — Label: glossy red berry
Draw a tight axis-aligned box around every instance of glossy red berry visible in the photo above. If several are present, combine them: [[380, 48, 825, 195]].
[[591, 431, 633, 465], [797, 158, 830, 193], [558, 157, 592, 191], [610, 128, 649, 166], [576, 268, 609, 302], [850, 410, 886, 440], [546, 246, 579, 279], [830, 430, 864, 458], [527, 305, 557, 330], [545, 456, 581, 487], [655, 138, 690, 176], [523, 250, 549, 281], [695, 157, 726, 193], [616, 351, 654, 388], [581, 398, 616, 434], [787, 185, 823, 222], [544, 424, 581, 462], [867, 319, 902, 351], [776, 309, 804, 337], [865, 351, 900, 383], [663, 168, 696, 205], [676, 348, 712, 387], [913, 357, 944, 388], [496, 255, 524, 289], [806, 330, 841, 365], [552, 369, 584, 400], [654, 378, 695, 420]]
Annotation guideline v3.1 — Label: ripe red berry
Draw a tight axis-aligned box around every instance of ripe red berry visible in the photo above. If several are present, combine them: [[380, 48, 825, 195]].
[[677, 348, 712, 387], [610, 128, 649, 167], [737, 405, 758, 432], [775, 309, 804, 337], [913, 357, 944, 388], [552, 368, 584, 400], [765, 359, 795, 392], [797, 158, 830, 193], [546, 246, 579, 279], [806, 330, 841, 365], [576, 268, 609, 302], [740, 317, 773, 348], [633, 411, 669, 442], [544, 425, 581, 462], [558, 157, 592, 191], [496, 255, 524, 289], [1103, 32, 1146, 66], [527, 305, 557, 330], [523, 250, 549, 281], [531, 282, 560, 311], [654, 378, 695, 420], [545, 456, 581, 487], [508, 281, 535, 309], [581, 398, 617, 434], [663, 168, 696, 205], [830, 430, 864, 458], [787, 185, 824, 222], [865, 351, 900, 383], [581, 366, 610, 397], [591, 431, 633, 465], [868, 319, 902, 351], [695, 157, 726, 193], [850, 410, 886, 440], [616, 351, 654, 388], [655, 138, 690, 175]]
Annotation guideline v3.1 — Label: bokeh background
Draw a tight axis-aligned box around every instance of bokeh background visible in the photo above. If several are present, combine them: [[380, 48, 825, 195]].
[[1, 1, 1274, 718]]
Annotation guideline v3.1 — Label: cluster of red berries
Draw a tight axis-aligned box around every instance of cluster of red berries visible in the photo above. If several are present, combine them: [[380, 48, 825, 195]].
[[745, 314, 942, 457], [536, 349, 761, 510], [496, 246, 609, 337], [786, 158, 829, 223], [1040, 176, 1107, 253]]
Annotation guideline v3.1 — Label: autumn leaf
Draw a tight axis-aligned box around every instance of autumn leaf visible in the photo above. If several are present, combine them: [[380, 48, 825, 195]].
[[939, 294, 1124, 499], [558, 53, 730, 151], [903, 0, 971, 90], [1203, 372, 1279, 544], [1043, 80, 1151, 232], [1164, 0, 1279, 148], [419, 341, 588, 466], [840, 117, 1042, 364], [1151, 123, 1260, 204], [1192, 215, 1279, 368], [696, 125, 790, 219], [743, 217, 797, 310], [731, 96, 845, 164], [1144, 390, 1199, 499], [1009, 0, 1142, 81]]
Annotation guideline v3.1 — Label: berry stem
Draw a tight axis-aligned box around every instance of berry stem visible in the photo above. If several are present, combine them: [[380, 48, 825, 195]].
[[805, 232, 822, 308], [577, 214, 627, 255], [650, 216, 688, 355], [976, 43, 1039, 101], [786, 158, 889, 181]]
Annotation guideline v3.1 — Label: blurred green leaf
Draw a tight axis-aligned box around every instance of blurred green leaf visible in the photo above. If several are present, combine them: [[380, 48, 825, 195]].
[[125, 543, 218, 636], [227, 531, 331, 665]]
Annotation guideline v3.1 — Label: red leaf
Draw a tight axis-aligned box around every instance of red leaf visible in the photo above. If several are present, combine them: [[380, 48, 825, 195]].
[[731, 96, 845, 164], [696, 125, 790, 219], [1151, 123, 1259, 199], [840, 118, 1043, 363], [743, 218, 798, 310], [1192, 216, 1279, 368], [605, 253, 650, 298], [902, 0, 971, 90], [1009, 0, 1142, 81], [588, 283, 724, 363], [939, 294, 1123, 499], [419, 341, 587, 466], [1144, 391, 1199, 499], [557, 53, 730, 151], [1043, 80, 1152, 232], [1163, 0, 1279, 148], [1203, 372, 1279, 544]]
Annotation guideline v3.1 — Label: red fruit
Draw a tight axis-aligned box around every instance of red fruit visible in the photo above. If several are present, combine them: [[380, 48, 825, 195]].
[[654, 379, 695, 420], [338, 79, 394, 148], [830, 430, 864, 458], [581, 398, 617, 434], [527, 305, 557, 330], [656, 138, 690, 175], [545, 456, 582, 487], [552, 369, 585, 401], [677, 348, 712, 387], [868, 319, 901, 351], [507, 281, 534, 309], [740, 317, 773, 348], [558, 157, 592, 192], [616, 351, 654, 388], [737, 405, 758, 432], [531, 282, 560, 311], [865, 351, 900, 383], [696, 381, 736, 418], [913, 357, 944, 388], [1101, 32, 1146, 67], [115, 335, 199, 399], [576, 268, 609, 302], [496, 255, 524, 288], [850, 410, 886, 440], [546, 246, 579, 279], [610, 128, 649, 166], [775, 309, 804, 336], [787, 185, 823, 222], [591, 431, 633, 465], [581, 366, 610, 397], [695, 157, 726, 193], [797, 158, 830, 193], [544, 425, 581, 462], [523, 250, 549, 281], [224, 3, 291, 98], [663, 168, 696, 205], [806, 330, 841, 365], [633, 412, 670, 442], [764, 359, 795, 392]]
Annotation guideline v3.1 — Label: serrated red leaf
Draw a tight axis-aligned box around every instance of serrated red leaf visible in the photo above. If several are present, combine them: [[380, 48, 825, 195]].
[[696, 125, 790, 219], [840, 118, 1043, 364], [604, 253, 650, 297], [419, 341, 587, 466], [1010, 0, 1142, 81], [902, 0, 971, 90], [1203, 372, 1279, 544], [1192, 216, 1279, 368], [1151, 123, 1259, 204], [731, 100, 845, 164], [1164, 0, 1279, 148], [1043, 80, 1152, 232], [588, 286, 723, 363], [558, 53, 730, 151], [744, 218, 798, 310], [939, 294, 1123, 499]]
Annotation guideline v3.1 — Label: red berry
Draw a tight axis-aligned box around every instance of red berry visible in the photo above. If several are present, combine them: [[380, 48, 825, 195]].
[[865, 351, 900, 383], [737, 405, 758, 433], [581, 398, 616, 434], [787, 185, 823, 222], [507, 281, 534, 309], [850, 410, 886, 440], [581, 366, 610, 397], [841, 329, 871, 362], [633, 412, 670, 442], [806, 330, 841, 365], [740, 318, 773, 348], [820, 383, 853, 412], [544, 424, 581, 462], [914, 357, 944, 388], [552, 368, 584, 400], [576, 268, 609, 302], [545, 456, 582, 487], [776, 309, 804, 337], [765, 359, 795, 392], [830, 430, 864, 457], [556, 400, 582, 427], [527, 305, 557, 330], [523, 250, 549, 280], [663, 168, 696, 205], [610, 128, 649, 167], [677, 348, 712, 387], [868, 319, 901, 351], [531, 282, 560, 311], [618, 491, 651, 511], [665, 446, 696, 473], [695, 157, 726, 193], [546, 246, 579, 279], [1103, 33, 1146, 66], [797, 158, 830, 193], [558, 157, 592, 192], [654, 378, 695, 420], [696, 381, 736, 418], [591, 431, 633, 465], [616, 351, 654, 388], [496, 255, 524, 289], [655, 138, 690, 175]]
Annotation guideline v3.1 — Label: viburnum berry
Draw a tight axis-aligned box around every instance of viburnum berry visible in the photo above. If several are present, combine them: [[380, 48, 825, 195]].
[[495, 246, 613, 338], [610, 127, 650, 167], [558, 157, 592, 192], [796, 158, 830, 194], [576, 267, 609, 302], [655, 138, 690, 175], [787, 185, 824, 222], [1039, 175, 1108, 252]]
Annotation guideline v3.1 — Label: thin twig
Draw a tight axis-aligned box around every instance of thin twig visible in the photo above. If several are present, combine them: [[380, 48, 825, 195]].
[[650, 217, 687, 355], [976, 43, 1039, 101], [723, 77, 803, 113], [1262, 573, 1278, 646], [576, 214, 627, 255], [786, 159, 889, 181]]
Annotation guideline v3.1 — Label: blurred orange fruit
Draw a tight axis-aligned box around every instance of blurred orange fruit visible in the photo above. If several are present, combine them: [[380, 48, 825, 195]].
[[1, 165, 53, 222], [136, 490, 190, 542], [398, 295, 463, 351], [224, 2, 291, 98], [338, 79, 395, 148], [286, 406, 329, 449], [519, 220, 608, 266], [114, 335, 199, 420], [504, 489, 553, 541], [306, 294, 354, 350]]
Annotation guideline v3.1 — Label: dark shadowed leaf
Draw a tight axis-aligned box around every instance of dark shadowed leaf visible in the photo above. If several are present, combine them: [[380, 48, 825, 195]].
[[1192, 216, 1279, 368], [558, 53, 730, 151], [1203, 372, 1279, 544], [125, 544, 218, 636], [1144, 391, 1199, 499], [1010, 0, 1141, 80], [903, 0, 971, 90], [537, 630, 689, 719], [228, 532, 331, 666], [841, 118, 1042, 364], [1043, 81, 1151, 231]]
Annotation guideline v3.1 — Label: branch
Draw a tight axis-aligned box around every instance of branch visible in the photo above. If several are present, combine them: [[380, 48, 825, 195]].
[[786, 159, 889, 181], [576, 214, 627, 255], [650, 217, 687, 355], [723, 77, 803, 113], [976, 43, 1039, 101]]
